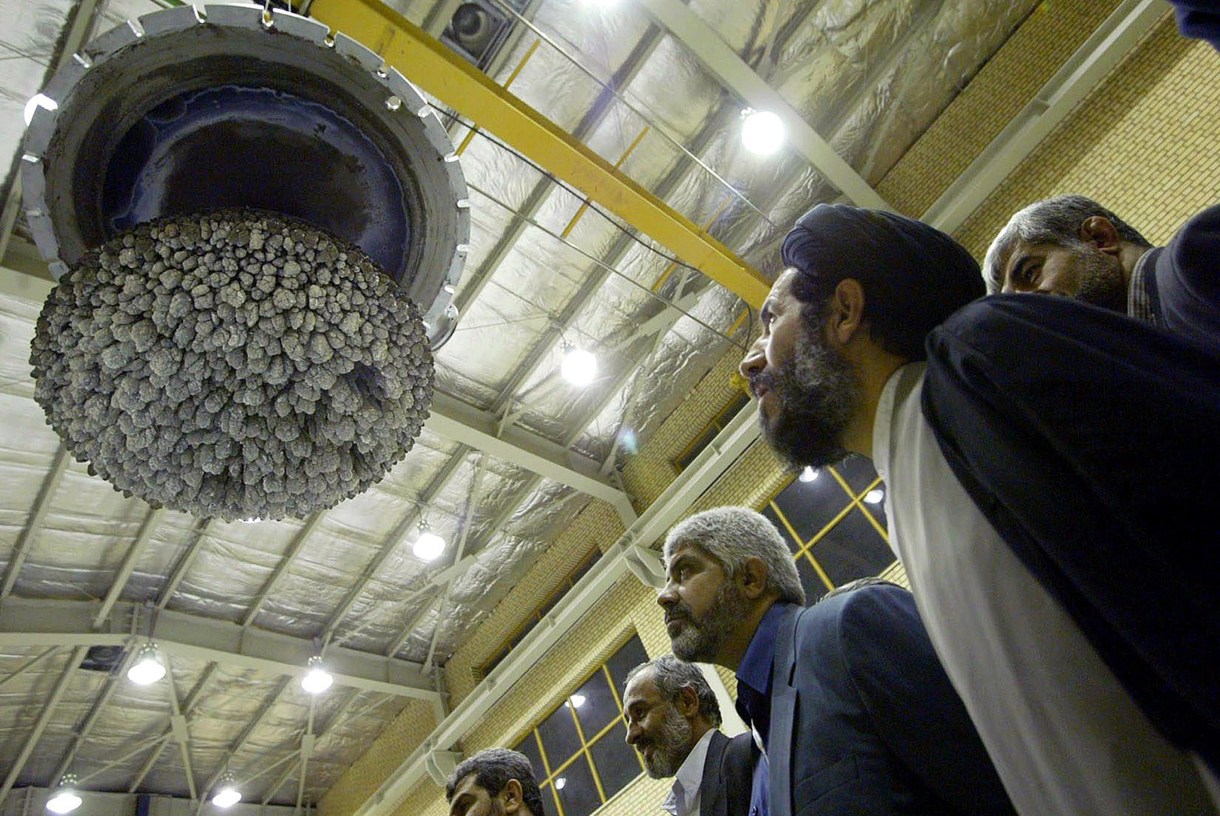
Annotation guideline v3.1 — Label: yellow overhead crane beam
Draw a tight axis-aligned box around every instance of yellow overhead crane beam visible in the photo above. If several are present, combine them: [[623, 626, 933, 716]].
[[308, 0, 771, 309]]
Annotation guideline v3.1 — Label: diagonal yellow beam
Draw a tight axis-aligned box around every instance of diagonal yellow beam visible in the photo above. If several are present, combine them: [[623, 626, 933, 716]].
[[308, 0, 770, 308]]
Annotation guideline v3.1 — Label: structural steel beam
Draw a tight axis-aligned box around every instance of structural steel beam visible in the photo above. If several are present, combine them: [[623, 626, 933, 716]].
[[349, 404, 761, 816], [634, 0, 888, 210], [0, 646, 88, 807], [426, 392, 636, 524], [94, 506, 165, 627], [242, 512, 325, 628], [1, 443, 70, 603], [0, 599, 439, 702], [308, 0, 771, 308]]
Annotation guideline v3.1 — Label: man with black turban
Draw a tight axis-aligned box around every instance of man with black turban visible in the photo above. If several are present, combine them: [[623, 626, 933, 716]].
[[739, 203, 1220, 816]]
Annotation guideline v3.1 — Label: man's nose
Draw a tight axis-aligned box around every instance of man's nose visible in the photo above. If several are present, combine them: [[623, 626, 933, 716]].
[[740, 339, 764, 381], [657, 583, 676, 609], [625, 720, 641, 745]]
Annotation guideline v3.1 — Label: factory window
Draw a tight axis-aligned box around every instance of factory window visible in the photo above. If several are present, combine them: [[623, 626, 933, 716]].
[[760, 455, 894, 604], [672, 392, 750, 471], [482, 550, 601, 676], [514, 633, 649, 816]]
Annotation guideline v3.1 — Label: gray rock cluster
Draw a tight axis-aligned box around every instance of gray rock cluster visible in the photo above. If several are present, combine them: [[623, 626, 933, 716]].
[[30, 209, 434, 520]]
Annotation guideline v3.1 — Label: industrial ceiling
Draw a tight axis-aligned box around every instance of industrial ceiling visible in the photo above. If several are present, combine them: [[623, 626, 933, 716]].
[[0, 0, 1161, 813]]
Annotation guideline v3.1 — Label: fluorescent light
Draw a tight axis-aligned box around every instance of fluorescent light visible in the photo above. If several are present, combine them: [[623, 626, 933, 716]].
[[127, 643, 166, 686], [863, 488, 884, 505], [560, 346, 598, 387], [741, 109, 785, 156], [301, 656, 334, 695], [798, 466, 818, 483], [413, 527, 446, 561]]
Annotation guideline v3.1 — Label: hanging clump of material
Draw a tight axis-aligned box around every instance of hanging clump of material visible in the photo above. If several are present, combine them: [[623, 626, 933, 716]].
[[21, 4, 470, 520]]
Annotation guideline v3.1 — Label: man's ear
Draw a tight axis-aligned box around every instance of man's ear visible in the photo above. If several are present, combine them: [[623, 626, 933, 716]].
[[1079, 216, 1121, 255], [738, 556, 769, 600], [675, 684, 701, 719], [827, 278, 866, 345], [501, 779, 523, 814]]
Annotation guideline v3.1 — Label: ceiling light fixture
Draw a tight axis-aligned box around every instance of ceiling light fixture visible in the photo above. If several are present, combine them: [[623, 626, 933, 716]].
[[740, 108, 785, 156], [863, 488, 884, 505], [568, 693, 586, 708], [554, 778, 567, 790], [560, 342, 598, 387], [45, 774, 82, 815], [212, 773, 242, 809], [413, 519, 446, 561], [126, 642, 166, 686], [301, 655, 334, 695], [798, 466, 818, 483]]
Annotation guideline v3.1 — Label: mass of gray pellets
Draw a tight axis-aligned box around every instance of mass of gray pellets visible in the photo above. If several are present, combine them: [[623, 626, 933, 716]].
[[30, 209, 434, 520]]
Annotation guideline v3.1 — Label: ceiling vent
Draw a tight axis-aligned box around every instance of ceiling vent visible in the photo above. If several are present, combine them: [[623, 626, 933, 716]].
[[21, 4, 470, 521], [442, 0, 529, 70]]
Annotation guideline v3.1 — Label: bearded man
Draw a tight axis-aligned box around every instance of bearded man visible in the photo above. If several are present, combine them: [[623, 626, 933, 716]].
[[739, 203, 1220, 814], [446, 748, 546, 816], [623, 655, 755, 816], [659, 508, 1015, 816], [982, 194, 1219, 349]]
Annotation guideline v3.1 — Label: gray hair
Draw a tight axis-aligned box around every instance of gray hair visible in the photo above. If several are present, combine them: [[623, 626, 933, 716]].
[[625, 655, 722, 726], [664, 507, 805, 606], [446, 748, 545, 816], [982, 194, 1152, 293]]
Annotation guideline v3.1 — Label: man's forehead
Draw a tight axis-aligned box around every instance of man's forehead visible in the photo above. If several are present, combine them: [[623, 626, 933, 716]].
[[624, 670, 658, 705], [765, 268, 799, 305], [451, 774, 484, 799]]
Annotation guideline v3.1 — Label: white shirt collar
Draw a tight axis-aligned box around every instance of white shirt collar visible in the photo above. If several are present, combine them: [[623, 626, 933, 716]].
[[661, 728, 715, 816], [873, 362, 925, 485]]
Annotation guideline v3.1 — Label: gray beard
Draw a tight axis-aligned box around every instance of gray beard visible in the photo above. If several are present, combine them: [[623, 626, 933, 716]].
[[755, 324, 859, 471], [1072, 244, 1128, 313], [642, 707, 694, 779], [670, 581, 748, 663]]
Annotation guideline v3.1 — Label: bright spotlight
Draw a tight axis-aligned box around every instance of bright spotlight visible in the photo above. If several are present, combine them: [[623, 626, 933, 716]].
[[569, 694, 586, 708], [301, 656, 334, 695], [413, 523, 446, 561], [741, 109, 785, 156], [798, 466, 818, 483], [863, 488, 884, 505], [127, 642, 166, 686], [561, 345, 598, 387], [46, 775, 82, 815], [212, 786, 242, 809], [23, 93, 57, 126], [555, 778, 567, 790]]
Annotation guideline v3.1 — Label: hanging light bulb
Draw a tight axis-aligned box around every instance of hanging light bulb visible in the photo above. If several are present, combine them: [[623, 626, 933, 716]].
[[863, 488, 885, 505], [798, 466, 818, 483], [560, 342, 598, 387], [212, 773, 242, 809], [413, 519, 446, 561], [46, 774, 82, 814], [301, 655, 334, 695], [740, 108, 785, 156], [568, 693, 586, 708], [127, 642, 166, 686]]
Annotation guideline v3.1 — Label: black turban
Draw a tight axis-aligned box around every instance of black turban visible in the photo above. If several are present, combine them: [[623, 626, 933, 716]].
[[780, 203, 984, 360]]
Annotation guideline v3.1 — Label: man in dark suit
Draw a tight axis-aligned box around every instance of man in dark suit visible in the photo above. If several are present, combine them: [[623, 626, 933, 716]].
[[659, 506, 1016, 816], [624, 655, 755, 816]]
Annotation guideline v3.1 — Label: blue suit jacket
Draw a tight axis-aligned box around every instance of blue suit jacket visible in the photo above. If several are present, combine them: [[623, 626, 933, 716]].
[[700, 730, 757, 816], [765, 586, 1015, 816]]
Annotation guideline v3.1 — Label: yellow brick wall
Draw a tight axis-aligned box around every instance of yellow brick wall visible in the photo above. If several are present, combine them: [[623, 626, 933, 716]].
[[319, 698, 437, 816], [878, 0, 1124, 216], [321, 5, 1219, 816], [954, 18, 1220, 256]]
